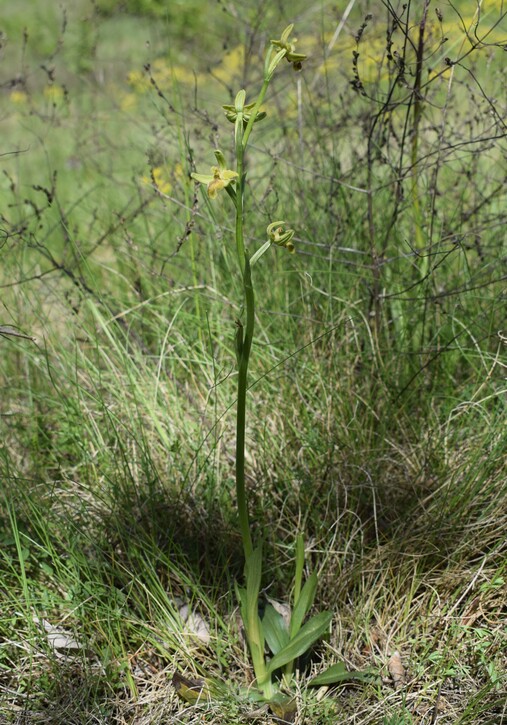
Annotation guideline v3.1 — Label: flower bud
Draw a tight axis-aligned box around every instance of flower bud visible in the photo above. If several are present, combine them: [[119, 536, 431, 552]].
[[267, 221, 296, 253]]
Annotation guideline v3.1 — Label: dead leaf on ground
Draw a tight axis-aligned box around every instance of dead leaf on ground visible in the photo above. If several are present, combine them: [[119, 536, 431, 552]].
[[387, 650, 406, 690], [171, 671, 209, 704], [363, 625, 387, 656], [265, 596, 291, 630], [460, 596, 481, 626], [269, 696, 297, 723], [178, 602, 211, 644], [33, 617, 83, 660]]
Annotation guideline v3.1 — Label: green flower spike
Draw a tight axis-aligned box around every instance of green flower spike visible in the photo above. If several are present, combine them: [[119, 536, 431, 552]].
[[191, 150, 238, 199], [270, 24, 307, 71], [267, 221, 296, 253]]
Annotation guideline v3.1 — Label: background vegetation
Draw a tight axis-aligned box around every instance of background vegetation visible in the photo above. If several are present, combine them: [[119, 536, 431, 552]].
[[1, 1, 505, 722]]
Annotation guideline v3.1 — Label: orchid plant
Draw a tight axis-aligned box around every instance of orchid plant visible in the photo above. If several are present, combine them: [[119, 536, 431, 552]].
[[179, 25, 366, 719]]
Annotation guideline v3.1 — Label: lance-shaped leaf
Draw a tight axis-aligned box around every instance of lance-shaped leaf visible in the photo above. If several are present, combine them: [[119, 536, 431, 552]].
[[238, 547, 270, 688], [310, 662, 377, 686], [290, 571, 317, 638], [263, 603, 289, 655], [266, 610, 332, 675]]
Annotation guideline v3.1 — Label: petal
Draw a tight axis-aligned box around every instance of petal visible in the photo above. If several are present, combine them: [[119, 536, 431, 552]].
[[286, 51, 307, 63], [213, 151, 227, 170], [191, 173, 214, 184], [281, 24, 294, 44], [253, 111, 267, 123], [235, 89, 246, 112]]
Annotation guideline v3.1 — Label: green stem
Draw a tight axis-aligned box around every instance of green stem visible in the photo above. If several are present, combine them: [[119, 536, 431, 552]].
[[234, 108, 255, 561], [235, 259, 255, 561], [242, 79, 269, 150], [235, 119, 246, 273], [236, 350, 253, 561], [232, 69, 276, 696], [242, 44, 288, 150]]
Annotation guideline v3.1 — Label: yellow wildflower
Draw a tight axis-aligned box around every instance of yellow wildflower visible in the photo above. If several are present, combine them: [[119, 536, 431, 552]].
[[10, 90, 28, 105]]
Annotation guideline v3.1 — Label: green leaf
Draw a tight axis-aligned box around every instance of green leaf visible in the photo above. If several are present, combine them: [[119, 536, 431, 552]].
[[20, 547, 31, 562], [263, 604, 289, 655], [290, 571, 317, 638], [310, 662, 377, 686], [266, 48, 287, 80], [266, 610, 332, 675], [293, 534, 305, 604], [240, 548, 270, 686], [249, 241, 271, 267], [40, 561, 54, 576], [235, 584, 247, 621]]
